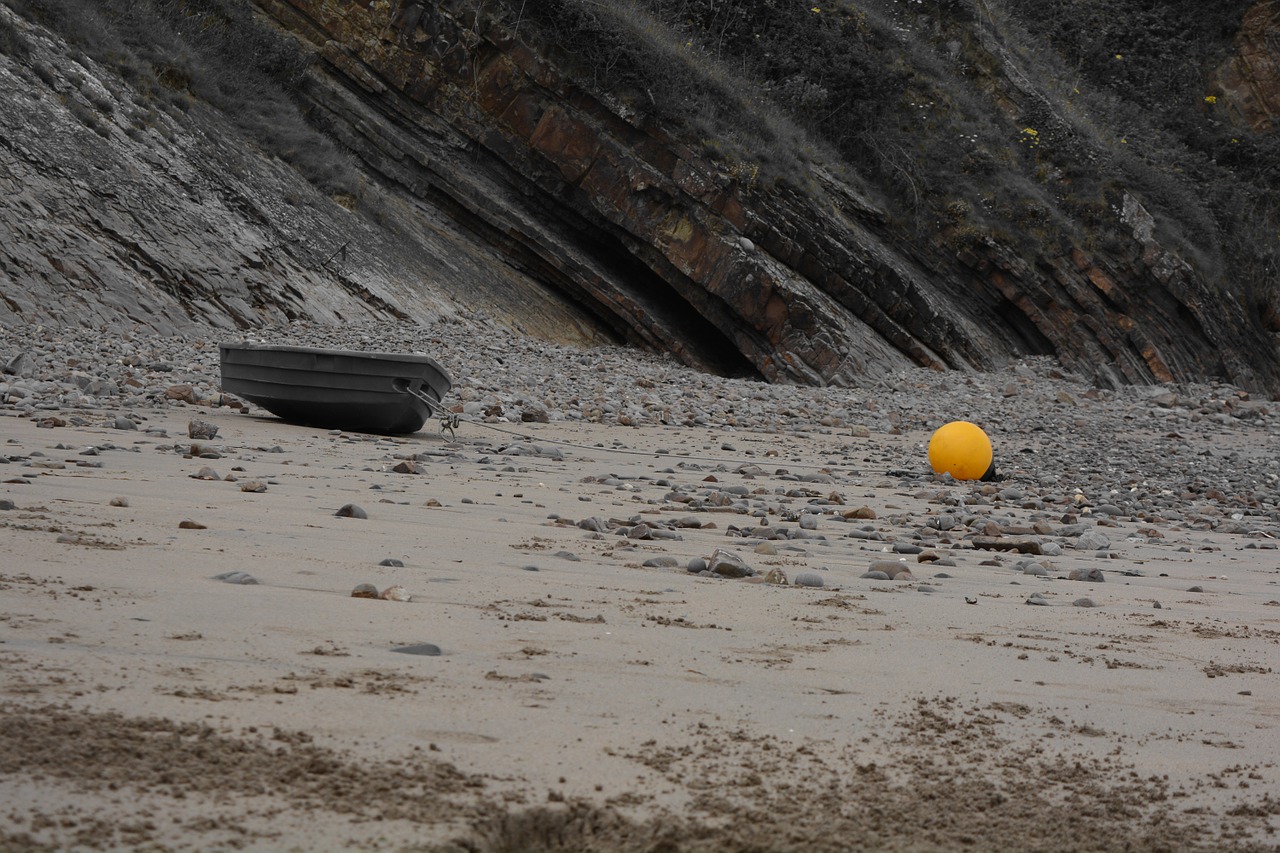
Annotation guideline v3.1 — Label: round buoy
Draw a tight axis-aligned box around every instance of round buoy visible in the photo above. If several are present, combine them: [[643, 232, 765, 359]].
[[927, 421, 993, 481]]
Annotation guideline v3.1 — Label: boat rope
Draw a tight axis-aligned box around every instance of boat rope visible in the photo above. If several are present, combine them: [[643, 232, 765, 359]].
[[403, 385, 908, 475]]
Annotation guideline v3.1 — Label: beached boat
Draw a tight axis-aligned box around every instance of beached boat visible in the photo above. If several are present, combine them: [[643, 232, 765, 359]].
[[218, 343, 452, 434]]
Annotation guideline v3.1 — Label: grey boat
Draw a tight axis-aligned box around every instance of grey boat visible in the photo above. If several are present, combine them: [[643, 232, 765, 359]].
[[218, 343, 452, 434]]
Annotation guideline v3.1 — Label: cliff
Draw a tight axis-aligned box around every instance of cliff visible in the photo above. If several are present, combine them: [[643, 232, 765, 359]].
[[1, 0, 1278, 393]]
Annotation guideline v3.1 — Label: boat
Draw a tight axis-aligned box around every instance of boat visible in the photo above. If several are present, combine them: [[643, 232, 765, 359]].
[[218, 342, 452, 434]]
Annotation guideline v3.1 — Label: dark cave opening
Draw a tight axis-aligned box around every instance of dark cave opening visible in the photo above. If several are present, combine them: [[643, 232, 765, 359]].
[[993, 296, 1056, 356]]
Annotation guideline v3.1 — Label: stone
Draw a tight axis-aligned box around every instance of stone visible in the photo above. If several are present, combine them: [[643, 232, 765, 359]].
[[391, 643, 441, 656], [1073, 598, 1096, 608], [379, 558, 405, 567], [687, 556, 708, 573], [708, 548, 754, 578], [1069, 567, 1105, 583], [793, 572, 825, 588], [351, 583, 379, 599], [335, 504, 368, 519], [213, 571, 258, 584], [187, 418, 218, 440], [1025, 593, 1049, 606], [239, 480, 267, 493], [113, 415, 137, 430], [971, 535, 1043, 555], [166, 384, 199, 404], [108, 496, 129, 507], [380, 585, 411, 601], [178, 520, 207, 529], [868, 559, 913, 579], [1075, 530, 1111, 551]]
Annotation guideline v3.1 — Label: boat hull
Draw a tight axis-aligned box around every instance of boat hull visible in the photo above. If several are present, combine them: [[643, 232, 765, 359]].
[[218, 343, 452, 434]]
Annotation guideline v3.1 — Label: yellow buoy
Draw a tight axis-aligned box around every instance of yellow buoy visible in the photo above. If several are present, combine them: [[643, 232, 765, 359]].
[[927, 421, 993, 481]]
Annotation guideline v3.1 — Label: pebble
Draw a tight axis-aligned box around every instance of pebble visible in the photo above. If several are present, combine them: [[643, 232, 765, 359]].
[[708, 548, 754, 578], [108, 496, 129, 507], [1025, 593, 1049, 606], [1075, 530, 1111, 551], [351, 583, 379, 598], [187, 418, 218, 440], [379, 558, 405, 567], [380, 585, 411, 602], [1069, 567, 1105, 583], [335, 504, 368, 519], [213, 571, 258, 584], [391, 643, 441, 656], [793, 572, 824, 588], [178, 519, 207, 529], [1073, 598, 1096, 607]]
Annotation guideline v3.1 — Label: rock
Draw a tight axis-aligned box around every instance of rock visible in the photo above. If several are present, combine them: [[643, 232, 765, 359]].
[[113, 415, 137, 430], [239, 480, 267, 493], [391, 643, 441, 656], [108, 496, 129, 507], [0, 499, 16, 511], [392, 460, 424, 474], [380, 585, 411, 601], [1187, 585, 1204, 593], [868, 559, 913, 579], [1075, 530, 1111, 551], [213, 571, 258, 584], [845, 506, 877, 520], [166, 384, 200, 404], [1069, 567, 1105, 583], [798, 513, 818, 530], [761, 568, 788, 585], [793, 572, 825, 588], [190, 466, 221, 480], [686, 556, 708, 573], [643, 556, 679, 568], [187, 419, 218, 440], [379, 558, 405, 567], [1073, 598, 1096, 607], [754, 542, 777, 555], [708, 548, 754, 578], [351, 583, 379, 599], [1025, 593, 1049, 606], [860, 570, 891, 580], [971, 535, 1043, 555], [178, 519, 207, 529], [335, 504, 368, 519]]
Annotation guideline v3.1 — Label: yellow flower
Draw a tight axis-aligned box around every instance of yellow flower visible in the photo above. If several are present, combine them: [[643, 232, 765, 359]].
[[1114, 53, 1123, 60], [1021, 128, 1038, 136], [811, 6, 821, 12], [1204, 95, 1218, 104]]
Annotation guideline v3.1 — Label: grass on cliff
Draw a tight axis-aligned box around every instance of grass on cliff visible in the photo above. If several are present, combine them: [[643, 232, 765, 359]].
[[0, 0, 360, 199]]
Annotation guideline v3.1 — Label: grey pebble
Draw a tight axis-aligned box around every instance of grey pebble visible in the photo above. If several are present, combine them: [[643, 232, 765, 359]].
[[1075, 530, 1111, 551], [793, 572, 825, 588], [379, 558, 405, 567], [861, 570, 891, 580], [1025, 593, 1049, 606], [555, 551, 581, 561], [335, 503, 368, 519], [1187, 585, 1204, 593], [391, 643, 442, 656], [213, 571, 258, 585], [643, 556, 679, 568], [687, 557, 708, 573], [1073, 598, 1096, 608]]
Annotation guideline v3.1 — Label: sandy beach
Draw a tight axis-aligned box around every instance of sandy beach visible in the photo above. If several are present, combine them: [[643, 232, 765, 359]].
[[2, 321, 1279, 851]]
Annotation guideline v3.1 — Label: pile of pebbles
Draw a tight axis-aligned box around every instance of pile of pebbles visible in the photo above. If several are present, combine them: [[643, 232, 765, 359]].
[[3, 317, 1279, 532]]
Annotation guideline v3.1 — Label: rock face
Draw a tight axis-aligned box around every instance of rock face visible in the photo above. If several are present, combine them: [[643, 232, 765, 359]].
[[1, 1, 1278, 393], [248, 0, 1280, 391]]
